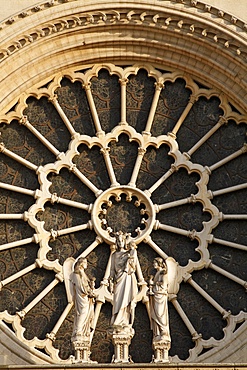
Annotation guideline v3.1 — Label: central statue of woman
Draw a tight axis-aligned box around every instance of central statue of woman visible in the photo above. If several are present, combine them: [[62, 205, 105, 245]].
[[109, 231, 138, 328]]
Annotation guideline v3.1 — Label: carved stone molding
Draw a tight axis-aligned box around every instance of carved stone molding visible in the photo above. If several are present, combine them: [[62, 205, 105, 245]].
[[0, 63, 246, 364]]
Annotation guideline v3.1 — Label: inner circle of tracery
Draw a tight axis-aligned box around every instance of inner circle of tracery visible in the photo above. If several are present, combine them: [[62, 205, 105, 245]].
[[92, 185, 156, 243], [0, 63, 246, 363]]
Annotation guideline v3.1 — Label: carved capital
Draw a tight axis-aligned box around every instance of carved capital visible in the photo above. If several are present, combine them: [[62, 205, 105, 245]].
[[69, 163, 77, 172], [183, 272, 192, 283], [138, 147, 146, 155], [119, 78, 129, 86], [35, 259, 43, 268], [223, 310, 231, 319], [55, 272, 64, 282], [83, 82, 91, 90], [50, 228, 58, 240], [241, 143, 247, 153], [0, 142, 5, 153], [154, 81, 164, 91], [188, 229, 197, 240], [189, 94, 198, 104], [100, 147, 110, 156], [48, 94, 58, 104], [17, 310, 26, 319], [50, 192, 60, 204], [19, 115, 29, 125], [218, 116, 228, 126], [192, 332, 202, 341], [191, 0, 197, 7], [46, 332, 56, 341]]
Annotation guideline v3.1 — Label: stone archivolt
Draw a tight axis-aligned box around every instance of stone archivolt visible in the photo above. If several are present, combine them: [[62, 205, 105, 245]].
[[0, 1, 247, 114]]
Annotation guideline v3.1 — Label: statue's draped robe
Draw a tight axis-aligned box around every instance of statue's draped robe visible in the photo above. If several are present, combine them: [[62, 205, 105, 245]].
[[110, 248, 138, 327], [150, 269, 170, 341], [72, 270, 94, 339]]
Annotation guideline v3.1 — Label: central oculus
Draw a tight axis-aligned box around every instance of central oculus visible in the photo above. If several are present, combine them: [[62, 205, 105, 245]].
[[91, 186, 155, 245]]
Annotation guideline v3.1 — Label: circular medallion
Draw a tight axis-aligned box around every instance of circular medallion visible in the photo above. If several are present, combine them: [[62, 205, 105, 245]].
[[92, 186, 155, 244]]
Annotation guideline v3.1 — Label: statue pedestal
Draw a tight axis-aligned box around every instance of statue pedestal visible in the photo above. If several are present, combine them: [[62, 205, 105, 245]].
[[71, 337, 93, 363], [108, 326, 134, 363], [152, 339, 171, 363]]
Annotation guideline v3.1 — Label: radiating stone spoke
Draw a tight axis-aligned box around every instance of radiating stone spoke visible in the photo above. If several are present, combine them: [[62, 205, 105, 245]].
[[50, 222, 91, 239], [209, 182, 247, 198], [0, 143, 38, 171], [100, 147, 119, 187], [47, 302, 74, 342], [128, 147, 146, 187], [155, 195, 196, 212], [50, 96, 77, 137], [187, 116, 227, 157], [0, 261, 40, 290], [207, 261, 247, 289], [185, 274, 231, 319], [0, 182, 36, 197], [0, 213, 24, 220], [20, 116, 61, 158], [50, 193, 92, 211], [71, 165, 102, 197], [0, 236, 37, 252], [17, 275, 63, 319], [77, 236, 103, 259], [209, 143, 247, 172], [171, 297, 202, 341], [155, 221, 196, 239], [144, 82, 164, 134], [170, 94, 198, 138], [119, 78, 128, 125], [208, 236, 247, 252], [145, 165, 176, 196], [144, 235, 168, 259], [83, 82, 104, 136], [221, 213, 247, 220]]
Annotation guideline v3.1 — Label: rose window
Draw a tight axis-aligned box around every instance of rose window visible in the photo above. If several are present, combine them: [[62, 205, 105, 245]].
[[0, 63, 246, 363]]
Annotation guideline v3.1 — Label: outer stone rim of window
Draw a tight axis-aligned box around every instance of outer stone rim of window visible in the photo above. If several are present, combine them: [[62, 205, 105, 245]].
[[0, 62, 246, 364]]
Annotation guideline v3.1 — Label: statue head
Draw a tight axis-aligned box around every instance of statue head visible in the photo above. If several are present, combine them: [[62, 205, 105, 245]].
[[115, 230, 126, 250], [153, 257, 167, 272], [128, 241, 137, 250], [74, 257, 87, 273]]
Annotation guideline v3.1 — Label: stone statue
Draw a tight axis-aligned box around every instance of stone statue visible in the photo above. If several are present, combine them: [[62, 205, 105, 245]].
[[71, 257, 95, 340], [107, 231, 139, 363], [109, 231, 138, 328], [148, 256, 178, 363], [149, 257, 170, 342], [63, 257, 96, 363]]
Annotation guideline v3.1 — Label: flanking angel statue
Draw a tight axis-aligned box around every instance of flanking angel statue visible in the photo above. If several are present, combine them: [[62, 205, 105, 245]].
[[148, 256, 178, 363], [63, 230, 179, 364], [63, 256, 96, 363]]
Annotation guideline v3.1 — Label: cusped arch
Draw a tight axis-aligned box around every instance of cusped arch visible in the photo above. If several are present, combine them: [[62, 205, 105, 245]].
[[0, 0, 247, 114], [0, 0, 247, 366]]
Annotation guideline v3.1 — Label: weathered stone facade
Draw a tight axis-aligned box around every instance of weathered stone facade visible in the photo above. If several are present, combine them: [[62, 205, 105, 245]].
[[0, 0, 246, 366]]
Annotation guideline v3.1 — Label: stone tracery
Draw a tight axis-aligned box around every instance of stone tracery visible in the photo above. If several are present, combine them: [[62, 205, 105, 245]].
[[0, 63, 246, 363]]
